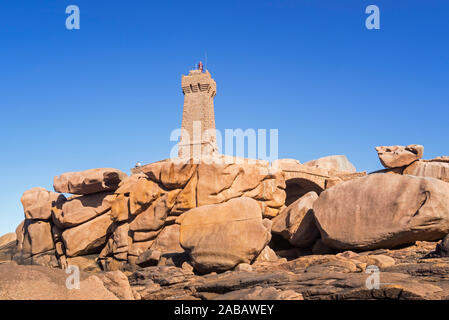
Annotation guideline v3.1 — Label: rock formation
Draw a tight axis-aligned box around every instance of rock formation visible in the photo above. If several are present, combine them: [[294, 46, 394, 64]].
[[375, 144, 424, 169], [373, 145, 449, 184], [7, 151, 366, 275], [2, 65, 449, 301], [7, 141, 449, 279]]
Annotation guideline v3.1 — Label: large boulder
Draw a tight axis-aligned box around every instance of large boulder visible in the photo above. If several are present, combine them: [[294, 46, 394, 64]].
[[314, 174, 449, 250], [404, 160, 449, 183], [180, 197, 271, 273], [54, 168, 128, 195], [53, 192, 114, 228], [304, 155, 356, 173], [62, 212, 114, 257], [271, 191, 320, 248], [375, 145, 423, 169], [21, 187, 65, 220]]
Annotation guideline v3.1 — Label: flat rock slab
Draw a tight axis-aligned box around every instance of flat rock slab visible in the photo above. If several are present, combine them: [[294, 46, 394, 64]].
[[0, 264, 119, 300]]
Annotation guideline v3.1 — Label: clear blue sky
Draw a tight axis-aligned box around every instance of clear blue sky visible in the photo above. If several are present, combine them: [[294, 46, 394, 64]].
[[1, 0, 448, 235]]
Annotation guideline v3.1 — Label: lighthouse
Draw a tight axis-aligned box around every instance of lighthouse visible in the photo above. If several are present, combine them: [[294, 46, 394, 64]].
[[178, 63, 218, 159]]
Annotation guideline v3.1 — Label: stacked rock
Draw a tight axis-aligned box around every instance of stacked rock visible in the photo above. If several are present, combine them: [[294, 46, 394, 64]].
[[16, 168, 127, 269]]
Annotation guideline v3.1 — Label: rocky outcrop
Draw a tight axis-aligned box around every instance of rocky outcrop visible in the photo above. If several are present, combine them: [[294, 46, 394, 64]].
[[12, 143, 445, 282], [375, 144, 423, 169], [88, 159, 289, 269], [16, 188, 62, 267], [12, 153, 369, 273], [180, 197, 271, 273], [54, 168, 128, 195], [15, 168, 132, 269], [314, 174, 449, 250], [7, 143, 449, 300], [304, 155, 356, 173]]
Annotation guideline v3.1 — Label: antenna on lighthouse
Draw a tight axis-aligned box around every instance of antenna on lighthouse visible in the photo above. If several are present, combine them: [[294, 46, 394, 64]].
[[205, 52, 208, 71]]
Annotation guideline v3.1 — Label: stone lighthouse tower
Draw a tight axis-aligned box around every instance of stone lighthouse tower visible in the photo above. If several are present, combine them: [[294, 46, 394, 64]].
[[178, 63, 218, 159]]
